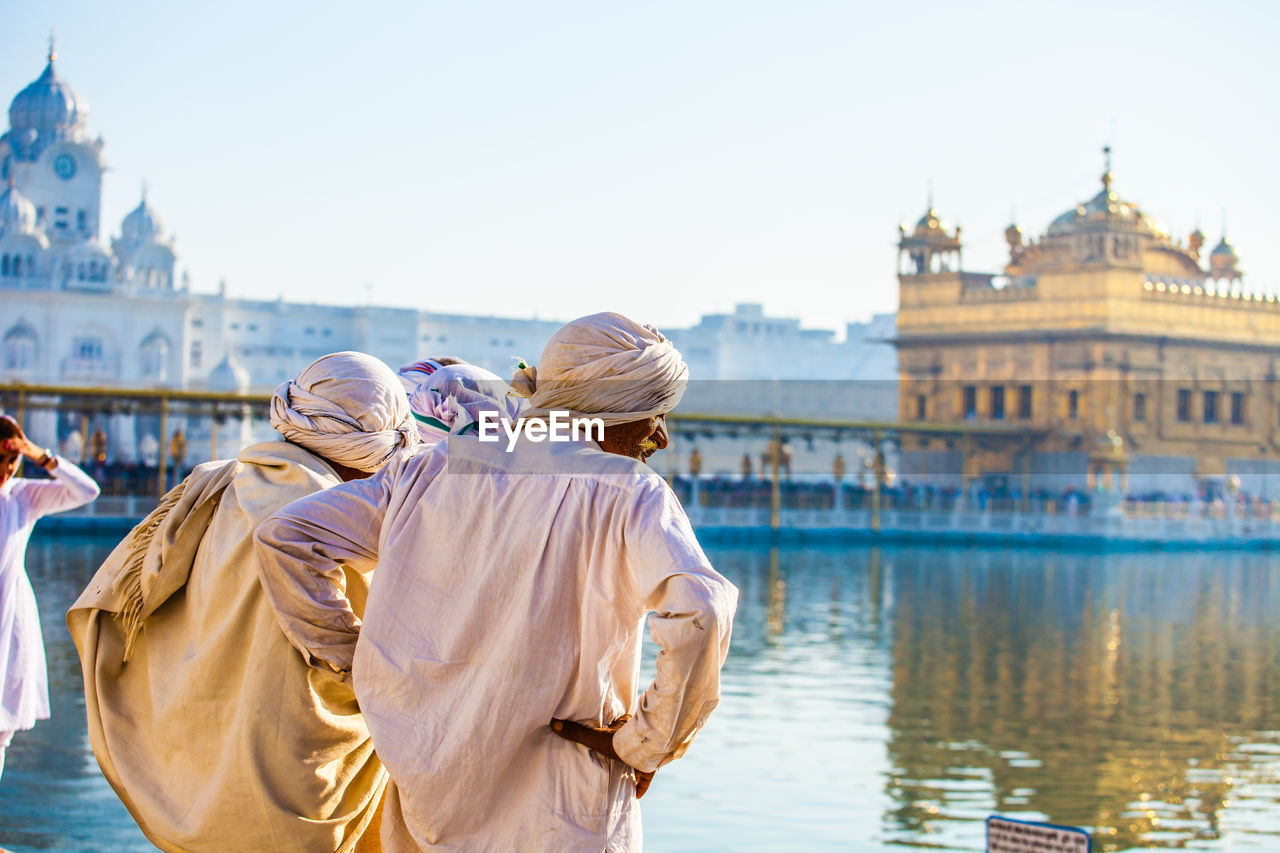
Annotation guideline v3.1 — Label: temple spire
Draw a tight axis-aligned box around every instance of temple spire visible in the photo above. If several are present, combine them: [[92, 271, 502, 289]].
[[1101, 145, 1113, 191], [48, 30, 56, 63]]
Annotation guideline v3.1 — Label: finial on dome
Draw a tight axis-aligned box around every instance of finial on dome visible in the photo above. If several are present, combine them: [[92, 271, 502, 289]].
[[1101, 145, 1113, 191], [927, 178, 934, 210], [141, 180, 148, 203], [48, 30, 56, 63]]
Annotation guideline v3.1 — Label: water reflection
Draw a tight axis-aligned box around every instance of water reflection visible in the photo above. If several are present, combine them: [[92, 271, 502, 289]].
[[642, 544, 1280, 852], [882, 548, 1280, 851], [2, 534, 150, 852], [6, 535, 1280, 852]]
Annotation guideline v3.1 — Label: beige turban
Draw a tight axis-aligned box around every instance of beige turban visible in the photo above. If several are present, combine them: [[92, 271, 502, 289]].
[[510, 312, 688, 426], [270, 351, 420, 472]]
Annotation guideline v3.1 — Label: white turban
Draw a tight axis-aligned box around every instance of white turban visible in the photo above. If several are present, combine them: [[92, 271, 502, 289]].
[[510, 312, 688, 426], [270, 352, 420, 472], [409, 364, 526, 444]]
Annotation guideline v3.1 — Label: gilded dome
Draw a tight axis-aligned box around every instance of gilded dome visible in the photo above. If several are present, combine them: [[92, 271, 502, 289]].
[[1046, 185, 1166, 238], [914, 207, 947, 236]]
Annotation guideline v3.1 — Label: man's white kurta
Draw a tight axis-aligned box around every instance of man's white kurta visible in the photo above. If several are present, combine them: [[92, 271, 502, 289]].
[[1, 458, 99, 731], [256, 435, 737, 853]]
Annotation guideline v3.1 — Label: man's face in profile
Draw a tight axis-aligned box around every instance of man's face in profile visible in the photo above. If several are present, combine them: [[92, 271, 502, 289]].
[[598, 415, 669, 463]]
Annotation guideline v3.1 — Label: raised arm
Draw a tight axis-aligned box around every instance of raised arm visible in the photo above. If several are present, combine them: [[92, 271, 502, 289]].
[[611, 480, 738, 774], [7, 434, 101, 519], [253, 461, 396, 675]]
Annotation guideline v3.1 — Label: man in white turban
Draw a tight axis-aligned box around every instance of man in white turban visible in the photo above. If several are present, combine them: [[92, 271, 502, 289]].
[[68, 351, 419, 853], [255, 313, 738, 852]]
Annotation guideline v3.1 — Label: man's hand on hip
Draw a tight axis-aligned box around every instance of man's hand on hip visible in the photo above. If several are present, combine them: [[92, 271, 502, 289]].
[[550, 716, 656, 799]]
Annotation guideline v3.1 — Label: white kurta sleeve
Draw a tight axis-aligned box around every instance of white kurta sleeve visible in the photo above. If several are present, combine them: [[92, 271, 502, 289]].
[[19, 456, 101, 518], [253, 461, 394, 675], [612, 477, 738, 773]]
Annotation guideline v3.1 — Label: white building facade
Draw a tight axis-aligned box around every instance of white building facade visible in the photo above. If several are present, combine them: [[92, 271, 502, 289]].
[[0, 48, 896, 472]]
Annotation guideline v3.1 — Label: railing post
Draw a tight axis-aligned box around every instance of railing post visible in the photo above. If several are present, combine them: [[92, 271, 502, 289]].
[[1021, 438, 1031, 513], [770, 422, 781, 532], [157, 394, 168, 500], [871, 428, 883, 533]]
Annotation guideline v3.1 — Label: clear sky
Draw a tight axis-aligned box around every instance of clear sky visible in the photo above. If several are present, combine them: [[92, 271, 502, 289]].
[[3, 1, 1277, 335]]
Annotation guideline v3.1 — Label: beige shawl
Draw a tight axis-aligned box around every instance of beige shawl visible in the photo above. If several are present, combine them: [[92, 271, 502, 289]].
[[68, 441, 385, 853]]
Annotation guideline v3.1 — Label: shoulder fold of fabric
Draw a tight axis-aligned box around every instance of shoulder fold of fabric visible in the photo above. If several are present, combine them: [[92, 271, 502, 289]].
[[69, 457, 242, 661]]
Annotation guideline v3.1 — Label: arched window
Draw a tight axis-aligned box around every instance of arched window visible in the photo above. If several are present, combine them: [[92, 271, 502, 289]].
[[12, 255, 20, 276], [74, 336, 104, 362], [140, 330, 170, 382], [3, 322, 38, 370], [1, 255, 8, 276]]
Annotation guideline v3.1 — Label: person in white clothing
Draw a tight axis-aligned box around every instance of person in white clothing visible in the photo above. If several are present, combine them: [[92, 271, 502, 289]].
[[0, 415, 99, 780], [255, 312, 738, 852], [68, 352, 421, 853]]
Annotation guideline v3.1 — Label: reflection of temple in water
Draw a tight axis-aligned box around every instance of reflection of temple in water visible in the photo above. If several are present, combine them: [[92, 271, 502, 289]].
[[881, 548, 1280, 850]]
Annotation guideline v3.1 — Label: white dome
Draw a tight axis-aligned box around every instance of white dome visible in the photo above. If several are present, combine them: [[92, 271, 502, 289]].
[[209, 354, 250, 393], [4, 52, 89, 161], [121, 194, 165, 244], [0, 180, 37, 236], [69, 237, 112, 263]]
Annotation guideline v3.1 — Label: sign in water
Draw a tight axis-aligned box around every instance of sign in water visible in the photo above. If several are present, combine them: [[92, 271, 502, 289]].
[[986, 816, 1091, 853]]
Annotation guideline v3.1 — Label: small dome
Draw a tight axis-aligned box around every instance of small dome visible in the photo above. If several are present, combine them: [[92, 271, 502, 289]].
[[1210, 237, 1237, 258], [209, 353, 250, 393], [121, 193, 165, 245], [1208, 236, 1241, 279], [69, 237, 112, 263], [5, 52, 89, 160], [914, 207, 947, 235], [0, 180, 37, 235]]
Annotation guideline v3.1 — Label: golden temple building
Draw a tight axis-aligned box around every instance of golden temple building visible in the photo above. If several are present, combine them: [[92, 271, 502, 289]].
[[895, 149, 1273, 496]]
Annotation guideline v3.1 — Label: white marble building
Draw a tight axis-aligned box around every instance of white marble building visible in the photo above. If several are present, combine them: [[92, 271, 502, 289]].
[[0, 47, 896, 470]]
